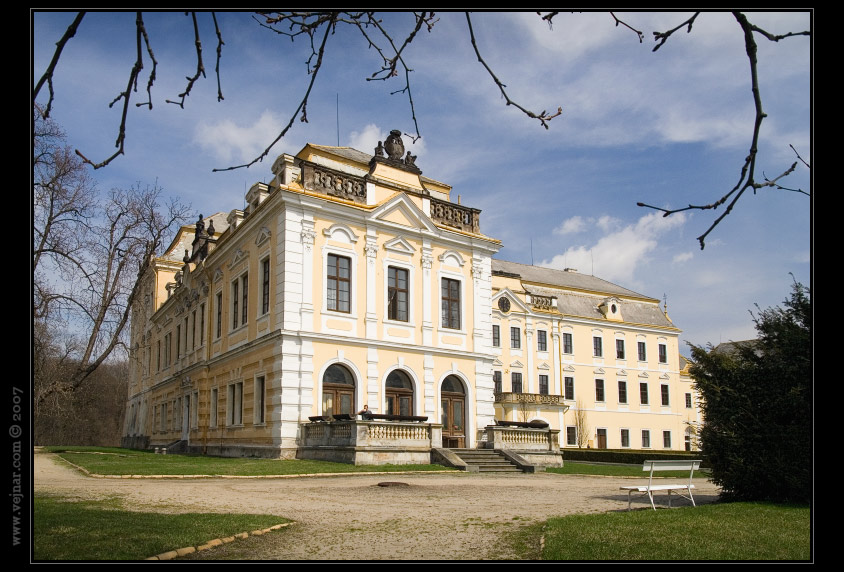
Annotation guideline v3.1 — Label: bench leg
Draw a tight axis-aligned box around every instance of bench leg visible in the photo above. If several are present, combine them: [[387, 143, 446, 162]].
[[648, 491, 656, 510], [668, 489, 672, 508]]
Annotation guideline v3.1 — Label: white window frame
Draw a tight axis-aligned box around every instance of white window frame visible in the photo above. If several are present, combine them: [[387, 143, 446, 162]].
[[227, 381, 244, 426], [210, 387, 218, 428], [253, 375, 266, 425]]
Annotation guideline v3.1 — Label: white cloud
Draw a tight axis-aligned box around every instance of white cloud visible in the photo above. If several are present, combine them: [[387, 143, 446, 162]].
[[673, 251, 694, 264], [347, 124, 385, 156], [554, 215, 586, 235], [193, 111, 284, 163], [541, 212, 687, 284]]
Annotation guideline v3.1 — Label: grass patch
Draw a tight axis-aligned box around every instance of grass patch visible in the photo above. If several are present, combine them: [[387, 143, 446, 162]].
[[46, 446, 454, 476], [546, 462, 708, 479], [34, 493, 289, 561], [524, 502, 810, 561]]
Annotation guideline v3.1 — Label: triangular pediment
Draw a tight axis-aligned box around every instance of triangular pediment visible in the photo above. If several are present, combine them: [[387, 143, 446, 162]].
[[492, 358, 504, 367], [562, 364, 576, 373], [492, 288, 530, 314], [510, 360, 524, 369], [593, 368, 606, 375], [383, 236, 416, 256], [370, 193, 438, 233], [537, 362, 550, 371]]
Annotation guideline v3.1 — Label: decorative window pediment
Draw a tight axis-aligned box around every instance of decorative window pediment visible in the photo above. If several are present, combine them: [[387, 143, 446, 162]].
[[228, 248, 249, 269], [638, 371, 650, 378], [593, 368, 606, 375], [323, 223, 359, 244], [510, 360, 524, 369], [538, 362, 550, 371], [255, 226, 271, 247], [383, 236, 416, 256], [438, 250, 466, 268]]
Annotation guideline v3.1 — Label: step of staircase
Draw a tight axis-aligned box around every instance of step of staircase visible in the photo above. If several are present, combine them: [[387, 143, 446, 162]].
[[449, 448, 523, 472]]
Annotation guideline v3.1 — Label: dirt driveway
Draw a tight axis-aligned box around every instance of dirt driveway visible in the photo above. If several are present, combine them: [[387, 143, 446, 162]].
[[34, 451, 721, 561]]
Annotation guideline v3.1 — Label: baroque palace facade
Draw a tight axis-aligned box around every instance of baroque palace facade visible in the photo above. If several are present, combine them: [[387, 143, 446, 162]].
[[122, 131, 701, 461]]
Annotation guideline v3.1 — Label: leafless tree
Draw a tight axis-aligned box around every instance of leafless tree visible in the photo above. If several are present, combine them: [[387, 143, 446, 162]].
[[573, 399, 590, 449], [33, 106, 190, 412], [33, 11, 810, 248]]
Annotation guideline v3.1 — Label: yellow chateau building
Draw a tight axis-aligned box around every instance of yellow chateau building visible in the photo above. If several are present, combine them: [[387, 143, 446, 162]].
[[123, 131, 701, 465]]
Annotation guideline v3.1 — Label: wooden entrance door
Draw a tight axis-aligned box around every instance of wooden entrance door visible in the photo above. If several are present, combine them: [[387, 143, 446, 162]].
[[441, 375, 465, 448]]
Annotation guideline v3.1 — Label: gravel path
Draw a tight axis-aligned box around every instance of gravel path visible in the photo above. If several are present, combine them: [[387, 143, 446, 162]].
[[34, 451, 721, 561]]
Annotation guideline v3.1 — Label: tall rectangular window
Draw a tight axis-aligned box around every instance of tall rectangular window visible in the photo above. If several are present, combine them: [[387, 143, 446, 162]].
[[663, 430, 672, 449], [566, 427, 577, 446], [511, 372, 523, 393], [661, 384, 670, 406], [327, 254, 351, 312], [262, 258, 270, 315], [621, 429, 630, 448], [388, 266, 409, 321], [593, 336, 603, 357], [563, 332, 573, 354], [492, 325, 500, 347], [191, 310, 197, 349], [227, 382, 243, 426], [642, 429, 651, 448], [659, 343, 668, 364], [595, 379, 605, 402], [685, 393, 693, 408], [539, 374, 549, 395], [232, 279, 239, 329], [493, 370, 502, 394], [210, 388, 218, 427], [616, 339, 625, 359], [510, 327, 521, 349], [537, 330, 547, 352], [164, 333, 171, 366], [157, 340, 161, 371], [640, 382, 649, 405], [216, 292, 222, 338], [200, 303, 205, 345], [638, 341, 647, 361], [176, 325, 181, 358], [564, 377, 574, 400], [441, 278, 461, 329], [254, 376, 266, 425], [618, 380, 628, 404], [241, 274, 248, 326]]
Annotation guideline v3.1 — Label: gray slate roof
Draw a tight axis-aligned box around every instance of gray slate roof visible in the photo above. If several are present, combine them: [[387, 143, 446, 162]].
[[492, 259, 678, 330]]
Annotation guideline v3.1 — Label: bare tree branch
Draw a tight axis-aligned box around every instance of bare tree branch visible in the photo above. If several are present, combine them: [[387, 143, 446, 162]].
[[652, 12, 700, 51], [638, 11, 810, 249], [166, 12, 207, 108], [213, 12, 338, 172], [33, 11, 86, 118], [466, 12, 562, 130]]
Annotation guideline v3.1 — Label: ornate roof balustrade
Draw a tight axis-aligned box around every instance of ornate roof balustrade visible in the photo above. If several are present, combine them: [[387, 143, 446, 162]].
[[430, 197, 480, 234]]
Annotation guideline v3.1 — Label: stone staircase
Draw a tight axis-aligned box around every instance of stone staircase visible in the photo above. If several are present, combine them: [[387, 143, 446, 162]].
[[449, 448, 524, 473]]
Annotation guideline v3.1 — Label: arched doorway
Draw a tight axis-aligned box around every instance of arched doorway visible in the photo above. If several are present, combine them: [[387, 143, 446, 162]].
[[441, 375, 466, 448], [385, 370, 413, 416], [322, 363, 356, 416]]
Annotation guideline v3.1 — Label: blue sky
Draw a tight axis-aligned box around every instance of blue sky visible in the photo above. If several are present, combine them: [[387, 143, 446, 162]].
[[33, 11, 811, 353]]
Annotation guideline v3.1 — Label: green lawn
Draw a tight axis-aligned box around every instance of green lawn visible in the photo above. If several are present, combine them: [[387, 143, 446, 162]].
[[34, 493, 289, 561], [46, 446, 454, 476], [517, 501, 811, 561]]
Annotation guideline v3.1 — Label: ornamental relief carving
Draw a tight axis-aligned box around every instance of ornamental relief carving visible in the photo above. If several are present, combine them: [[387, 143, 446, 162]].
[[302, 163, 367, 204]]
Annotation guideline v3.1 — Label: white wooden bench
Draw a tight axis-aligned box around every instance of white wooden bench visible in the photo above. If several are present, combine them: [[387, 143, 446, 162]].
[[620, 459, 702, 510]]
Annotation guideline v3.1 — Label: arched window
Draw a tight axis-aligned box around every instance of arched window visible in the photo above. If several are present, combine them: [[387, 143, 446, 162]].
[[386, 370, 413, 416], [322, 364, 355, 416], [441, 375, 466, 448]]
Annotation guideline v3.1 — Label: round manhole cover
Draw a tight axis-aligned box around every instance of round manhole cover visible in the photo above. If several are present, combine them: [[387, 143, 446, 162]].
[[376, 481, 410, 487]]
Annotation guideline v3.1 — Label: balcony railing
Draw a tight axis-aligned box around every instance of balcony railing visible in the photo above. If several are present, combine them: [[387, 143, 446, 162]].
[[494, 392, 564, 406]]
